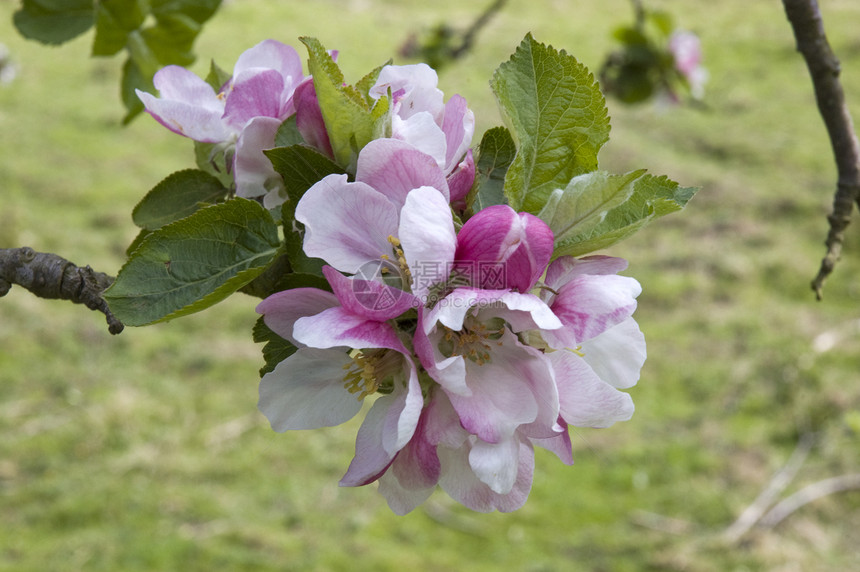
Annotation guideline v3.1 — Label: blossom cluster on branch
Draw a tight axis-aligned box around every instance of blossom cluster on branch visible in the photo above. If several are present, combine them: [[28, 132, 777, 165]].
[[105, 35, 696, 513]]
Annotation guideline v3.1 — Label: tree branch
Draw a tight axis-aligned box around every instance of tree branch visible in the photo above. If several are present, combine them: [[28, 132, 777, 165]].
[[782, 0, 860, 299], [0, 247, 124, 334], [759, 473, 860, 527]]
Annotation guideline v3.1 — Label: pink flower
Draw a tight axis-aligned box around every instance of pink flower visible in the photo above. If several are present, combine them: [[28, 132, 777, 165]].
[[136, 40, 328, 207], [256, 266, 423, 486], [369, 64, 476, 202], [668, 31, 708, 100]]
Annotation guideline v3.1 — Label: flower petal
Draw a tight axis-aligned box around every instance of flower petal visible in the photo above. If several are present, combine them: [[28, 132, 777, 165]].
[[469, 436, 520, 494], [441, 94, 475, 172], [138, 66, 230, 142], [233, 39, 305, 95], [544, 274, 641, 348], [370, 63, 444, 121], [425, 288, 561, 334], [223, 69, 286, 128], [399, 187, 457, 301], [258, 348, 361, 430], [355, 138, 450, 209], [580, 317, 646, 389], [549, 350, 635, 428], [296, 174, 399, 273], [256, 287, 339, 345], [447, 149, 475, 205], [233, 116, 283, 204], [391, 112, 447, 170], [323, 266, 417, 322], [438, 437, 534, 513], [294, 80, 333, 158], [544, 255, 629, 290], [293, 306, 407, 353]]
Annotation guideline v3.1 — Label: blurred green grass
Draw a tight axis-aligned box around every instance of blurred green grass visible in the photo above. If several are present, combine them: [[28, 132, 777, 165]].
[[1, 0, 860, 570]]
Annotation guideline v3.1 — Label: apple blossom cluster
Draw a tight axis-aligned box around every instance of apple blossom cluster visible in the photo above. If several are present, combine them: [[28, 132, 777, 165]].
[[134, 38, 650, 514]]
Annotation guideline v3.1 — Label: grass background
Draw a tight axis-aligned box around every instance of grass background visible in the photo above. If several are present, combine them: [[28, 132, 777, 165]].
[[2, 0, 860, 570]]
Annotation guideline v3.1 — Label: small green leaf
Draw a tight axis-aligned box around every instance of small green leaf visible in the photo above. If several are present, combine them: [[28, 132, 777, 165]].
[[301, 36, 390, 170], [537, 169, 646, 244], [491, 33, 610, 213], [204, 59, 231, 92], [274, 116, 304, 147], [132, 169, 229, 230], [194, 141, 235, 188], [104, 198, 282, 326], [552, 174, 697, 258], [13, 0, 94, 45], [253, 317, 298, 377], [265, 145, 345, 275], [120, 57, 149, 124], [468, 126, 516, 213]]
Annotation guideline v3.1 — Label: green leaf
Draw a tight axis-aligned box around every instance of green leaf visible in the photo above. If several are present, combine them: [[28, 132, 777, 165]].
[[253, 317, 298, 377], [468, 126, 516, 213], [300, 36, 390, 170], [120, 57, 149, 124], [126, 228, 151, 257], [92, 0, 147, 56], [490, 33, 610, 213], [194, 141, 235, 188], [204, 59, 231, 92], [552, 174, 697, 258], [537, 169, 646, 244], [104, 198, 282, 326], [13, 0, 94, 45], [265, 144, 345, 275], [274, 116, 305, 147], [132, 169, 229, 230]]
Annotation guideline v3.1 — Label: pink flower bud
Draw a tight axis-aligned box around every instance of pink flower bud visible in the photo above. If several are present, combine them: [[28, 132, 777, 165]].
[[454, 205, 554, 292]]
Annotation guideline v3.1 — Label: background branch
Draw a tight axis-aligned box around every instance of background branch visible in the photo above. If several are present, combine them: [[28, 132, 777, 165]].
[[782, 0, 860, 299], [0, 247, 123, 334]]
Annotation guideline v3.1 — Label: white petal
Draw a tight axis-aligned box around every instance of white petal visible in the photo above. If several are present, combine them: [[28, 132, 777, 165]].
[[399, 187, 457, 301], [580, 317, 646, 389]]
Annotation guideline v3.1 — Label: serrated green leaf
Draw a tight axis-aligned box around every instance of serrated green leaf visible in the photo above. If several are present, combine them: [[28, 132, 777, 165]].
[[491, 33, 610, 213], [252, 317, 298, 376], [132, 169, 229, 230], [13, 0, 94, 45], [104, 198, 282, 326], [537, 169, 646, 244], [126, 228, 151, 257], [355, 60, 391, 103], [552, 174, 697, 258], [468, 126, 516, 213], [265, 145, 345, 275], [301, 36, 391, 170]]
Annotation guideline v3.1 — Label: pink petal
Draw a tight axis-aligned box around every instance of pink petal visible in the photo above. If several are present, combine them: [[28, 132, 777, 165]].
[[580, 317, 646, 389], [549, 350, 635, 428], [137, 66, 230, 142], [425, 288, 561, 334], [469, 436, 520, 494], [544, 255, 629, 290], [377, 469, 436, 515], [323, 266, 417, 323], [356, 138, 450, 209], [437, 438, 534, 513], [258, 348, 361, 430], [296, 174, 399, 274], [294, 80, 333, 158], [256, 287, 339, 345], [441, 94, 475, 172], [530, 419, 573, 465], [447, 149, 475, 205], [543, 274, 641, 348], [455, 205, 554, 292], [293, 306, 407, 354], [234, 40, 303, 78], [399, 187, 457, 301], [223, 69, 286, 129], [370, 63, 444, 121], [233, 116, 283, 203], [391, 112, 447, 170]]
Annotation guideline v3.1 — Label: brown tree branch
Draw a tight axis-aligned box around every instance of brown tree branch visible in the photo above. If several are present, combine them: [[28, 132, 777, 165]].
[[782, 0, 860, 299], [759, 473, 860, 527], [0, 247, 124, 334]]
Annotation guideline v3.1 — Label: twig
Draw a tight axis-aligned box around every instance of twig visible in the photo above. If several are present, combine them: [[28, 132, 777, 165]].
[[759, 473, 860, 527], [450, 0, 508, 60], [0, 246, 123, 334], [782, 0, 860, 299], [721, 433, 815, 544]]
